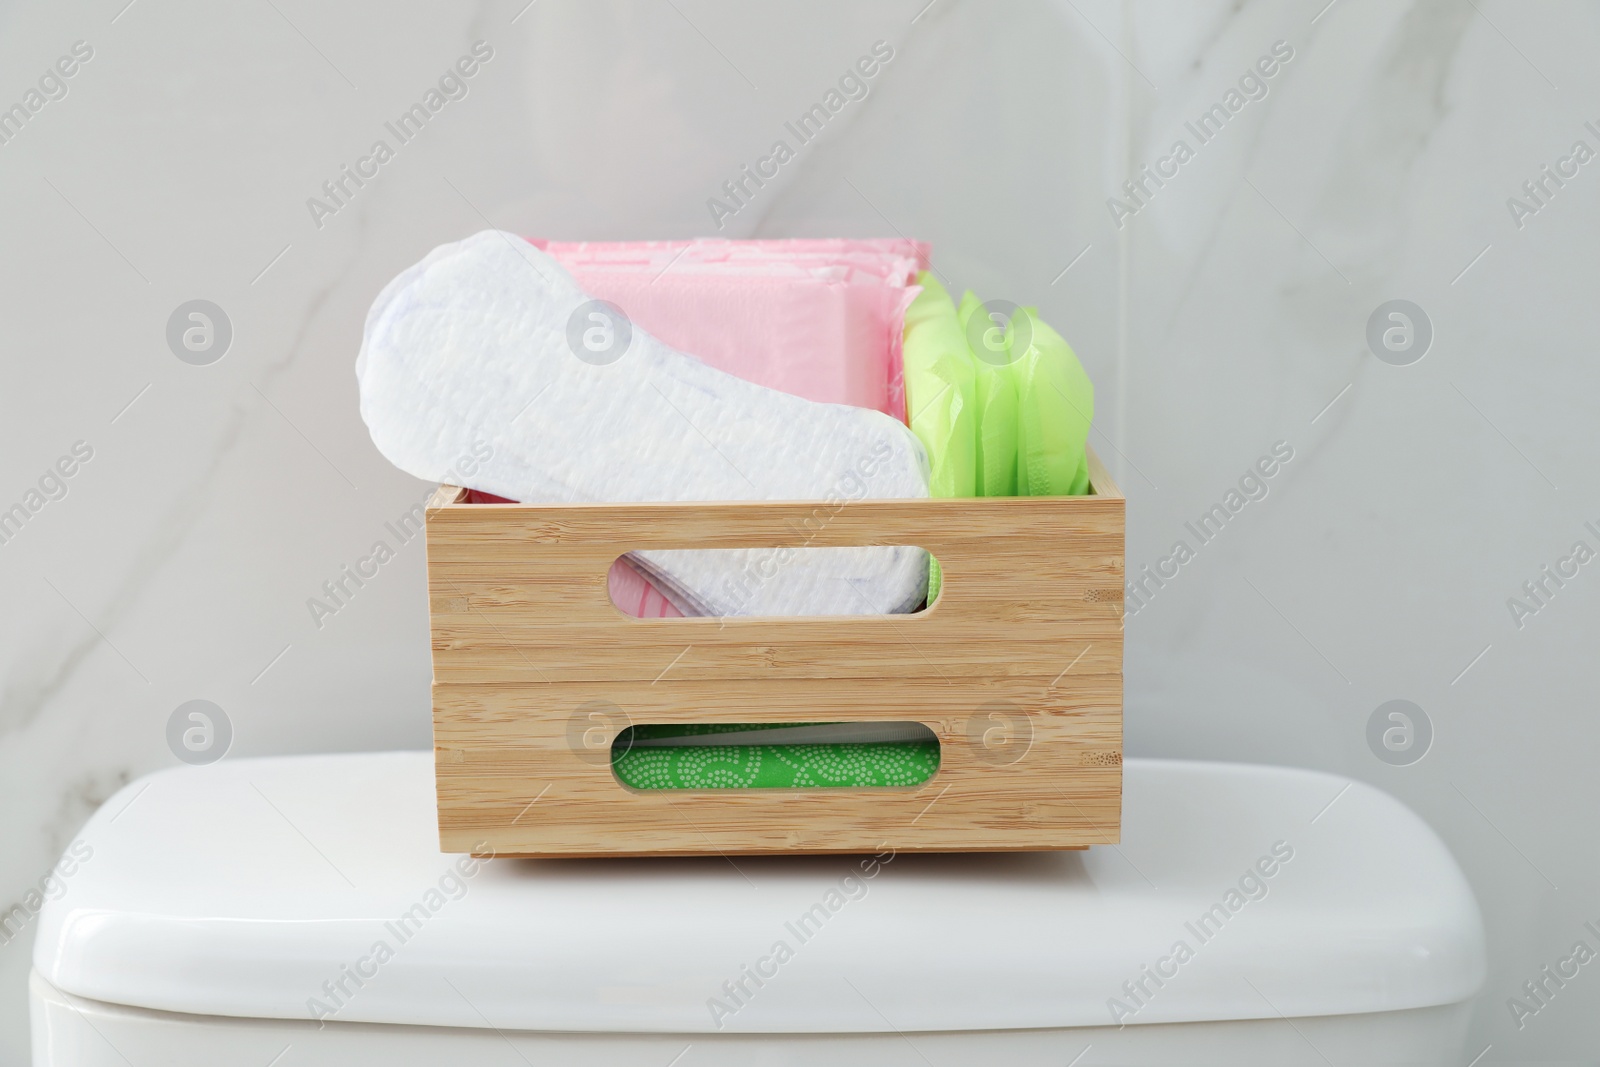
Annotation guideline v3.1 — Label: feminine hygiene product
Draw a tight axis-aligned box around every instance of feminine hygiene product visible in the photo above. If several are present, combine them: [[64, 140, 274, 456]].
[[902, 273, 1094, 503], [958, 289, 1020, 497], [357, 230, 932, 618], [539, 237, 929, 616], [900, 272, 1096, 603], [536, 237, 927, 420], [607, 556, 683, 619], [1013, 307, 1093, 495], [901, 273, 977, 499], [612, 721, 940, 789]]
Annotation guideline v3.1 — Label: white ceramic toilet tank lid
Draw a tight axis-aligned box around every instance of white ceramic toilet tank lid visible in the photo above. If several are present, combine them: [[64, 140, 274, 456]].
[[32, 752, 1485, 1034]]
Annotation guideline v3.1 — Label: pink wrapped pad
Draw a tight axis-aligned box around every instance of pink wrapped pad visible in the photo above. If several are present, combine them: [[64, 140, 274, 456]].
[[534, 237, 928, 421]]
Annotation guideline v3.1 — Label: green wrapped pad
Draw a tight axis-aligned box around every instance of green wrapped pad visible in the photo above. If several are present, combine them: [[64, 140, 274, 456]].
[[901, 273, 979, 605], [901, 274, 978, 499], [1013, 307, 1094, 496], [957, 290, 1019, 497], [613, 733, 940, 790]]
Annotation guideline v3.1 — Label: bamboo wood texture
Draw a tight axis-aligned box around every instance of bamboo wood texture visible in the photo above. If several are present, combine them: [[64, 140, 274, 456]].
[[427, 448, 1124, 857]]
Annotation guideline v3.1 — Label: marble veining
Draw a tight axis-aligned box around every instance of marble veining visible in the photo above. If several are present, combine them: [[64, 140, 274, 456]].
[[0, 0, 1596, 1061]]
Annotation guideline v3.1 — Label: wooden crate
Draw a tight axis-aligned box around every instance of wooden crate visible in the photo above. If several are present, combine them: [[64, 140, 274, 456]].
[[426, 449, 1124, 857]]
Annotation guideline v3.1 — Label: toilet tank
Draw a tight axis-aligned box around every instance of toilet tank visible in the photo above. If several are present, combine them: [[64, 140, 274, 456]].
[[31, 753, 1486, 1064]]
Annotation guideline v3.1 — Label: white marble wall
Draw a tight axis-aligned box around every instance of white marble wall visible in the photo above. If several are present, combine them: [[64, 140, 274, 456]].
[[0, 0, 1594, 1060], [1118, 1, 1600, 1059]]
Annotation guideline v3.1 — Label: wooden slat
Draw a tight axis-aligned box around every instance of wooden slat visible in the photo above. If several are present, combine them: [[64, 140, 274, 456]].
[[428, 640, 1123, 684]]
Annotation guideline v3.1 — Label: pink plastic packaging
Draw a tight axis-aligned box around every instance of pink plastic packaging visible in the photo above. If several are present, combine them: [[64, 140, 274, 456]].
[[533, 237, 928, 421]]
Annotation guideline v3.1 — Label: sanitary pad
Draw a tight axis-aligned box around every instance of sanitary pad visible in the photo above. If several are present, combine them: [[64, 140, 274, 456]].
[[358, 230, 931, 617], [958, 290, 1020, 497], [608, 556, 684, 618], [900, 277, 1096, 604], [612, 720, 940, 789], [901, 273, 978, 499], [1014, 307, 1094, 496], [536, 238, 927, 420], [538, 238, 930, 616]]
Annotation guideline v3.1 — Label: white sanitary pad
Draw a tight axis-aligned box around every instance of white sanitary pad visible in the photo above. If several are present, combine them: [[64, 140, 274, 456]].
[[357, 230, 931, 617]]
